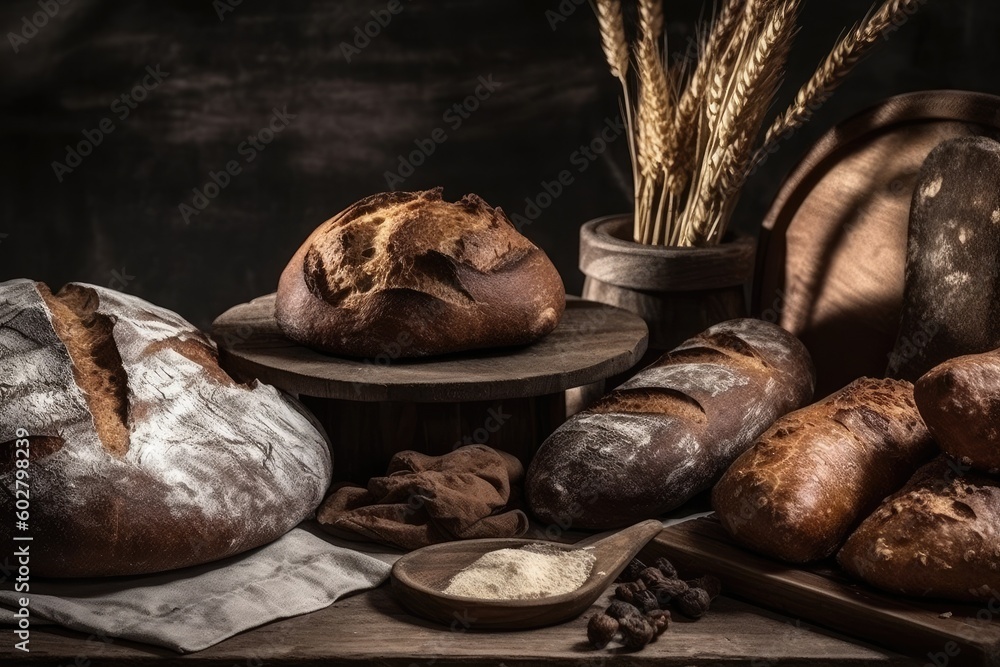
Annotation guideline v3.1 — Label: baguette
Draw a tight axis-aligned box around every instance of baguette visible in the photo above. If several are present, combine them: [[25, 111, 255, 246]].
[[526, 319, 815, 530], [713, 378, 936, 562]]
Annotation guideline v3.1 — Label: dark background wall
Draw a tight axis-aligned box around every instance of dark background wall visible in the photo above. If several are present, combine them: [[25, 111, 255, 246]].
[[1, 0, 997, 329]]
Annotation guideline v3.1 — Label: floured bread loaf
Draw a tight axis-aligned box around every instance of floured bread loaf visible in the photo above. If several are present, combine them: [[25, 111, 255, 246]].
[[839, 456, 1000, 603], [276, 188, 566, 358], [0, 280, 332, 577], [526, 319, 815, 530], [887, 136, 1000, 381]]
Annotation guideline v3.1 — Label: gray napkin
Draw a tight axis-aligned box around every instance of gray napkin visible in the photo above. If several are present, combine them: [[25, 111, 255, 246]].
[[0, 527, 392, 653]]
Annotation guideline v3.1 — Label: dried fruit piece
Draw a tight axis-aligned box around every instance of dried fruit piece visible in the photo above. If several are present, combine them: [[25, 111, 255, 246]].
[[619, 614, 655, 648], [614, 581, 645, 604], [638, 566, 670, 588], [587, 612, 619, 649], [606, 599, 642, 621], [619, 557, 647, 582], [646, 608, 671, 636], [676, 587, 712, 618], [685, 575, 722, 599], [634, 588, 661, 614], [651, 578, 689, 606], [653, 556, 677, 579]]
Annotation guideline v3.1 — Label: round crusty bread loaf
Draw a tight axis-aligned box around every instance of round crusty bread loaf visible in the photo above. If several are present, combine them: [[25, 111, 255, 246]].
[[713, 377, 936, 563], [838, 456, 1000, 603], [526, 319, 815, 530], [0, 279, 332, 577], [915, 349, 1000, 473], [275, 188, 566, 358]]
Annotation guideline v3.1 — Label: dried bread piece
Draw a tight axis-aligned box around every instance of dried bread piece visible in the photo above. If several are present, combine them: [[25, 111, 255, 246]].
[[713, 377, 936, 563], [276, 188, 565, 358], [0, 280, 332, 577], [839, 456, 1000, 603], [915, 349, 1000, 473], [526, 319, 815, 530]]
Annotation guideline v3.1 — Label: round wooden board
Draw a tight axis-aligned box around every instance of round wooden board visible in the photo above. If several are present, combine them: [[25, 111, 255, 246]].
[[754, 90, 1000, 397], [211, 294, 649, 402]]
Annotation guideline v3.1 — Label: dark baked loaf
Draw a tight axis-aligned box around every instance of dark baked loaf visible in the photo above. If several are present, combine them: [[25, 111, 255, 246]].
[[0, 280, 332, 577], [839, 456, 1000, 603], [887, 136, 1000, 381], [526, 319, 815, 530], [713, 378, 936, 563], [276, 188, 566, 358], [915, 349, 1000, 473]]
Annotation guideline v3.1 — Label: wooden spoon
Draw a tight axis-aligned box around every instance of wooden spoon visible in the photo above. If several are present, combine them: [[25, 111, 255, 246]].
[[390, 519, 664, 629]]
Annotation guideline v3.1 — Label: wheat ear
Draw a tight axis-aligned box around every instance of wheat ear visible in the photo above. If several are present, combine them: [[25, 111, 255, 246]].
[[683, 0, 799, 244], [668, 0, 744, 197], [760, 0, 925, 151], [594, 0, 630, 83]]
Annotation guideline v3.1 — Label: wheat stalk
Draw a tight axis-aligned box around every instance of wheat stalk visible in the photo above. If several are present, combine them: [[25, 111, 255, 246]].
[[636, 0, 670, 179], [684, 0, 798, 244], [761, 0, 924, 152], [634, 0, 672, 242], [588, 0, 920, 247], [594, 0, 630, 83]]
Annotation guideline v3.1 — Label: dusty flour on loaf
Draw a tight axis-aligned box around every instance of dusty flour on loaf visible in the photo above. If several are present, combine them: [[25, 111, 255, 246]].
[[442, 544, 595, 600]]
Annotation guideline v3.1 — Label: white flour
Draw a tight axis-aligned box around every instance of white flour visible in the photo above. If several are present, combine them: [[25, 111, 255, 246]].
[[442, 544, 595, 600]]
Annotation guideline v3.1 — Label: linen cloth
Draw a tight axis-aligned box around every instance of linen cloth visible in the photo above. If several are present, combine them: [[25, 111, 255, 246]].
[[0, 526, 393, 653]]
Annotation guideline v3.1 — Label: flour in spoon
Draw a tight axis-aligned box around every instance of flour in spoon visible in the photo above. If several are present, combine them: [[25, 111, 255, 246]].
[[442, 544, 596, 600]]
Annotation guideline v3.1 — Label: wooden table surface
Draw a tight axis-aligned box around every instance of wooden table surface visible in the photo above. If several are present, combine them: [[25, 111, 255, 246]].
[[13, 583, 919, 666]]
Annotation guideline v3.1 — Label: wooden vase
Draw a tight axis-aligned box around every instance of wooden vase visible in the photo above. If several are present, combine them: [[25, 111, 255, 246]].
[[580, 215, 755, 365]]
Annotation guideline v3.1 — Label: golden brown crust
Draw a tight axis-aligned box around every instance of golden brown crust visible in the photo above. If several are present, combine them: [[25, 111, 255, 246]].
[[838, 456, 1000, 602], [916, 350, 1000, 473], [275, 188, 565, 358], [713, 378, 936, 563]]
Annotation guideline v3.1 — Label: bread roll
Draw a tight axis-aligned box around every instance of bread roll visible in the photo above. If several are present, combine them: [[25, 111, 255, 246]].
[[526, 319, 814, 530], [839, 456, 1000, 603], [0, 280, 332, 577], [276, 188, 565, 358], [887, 137, 1000, 381], [713, 378, 936, 563], [915, 349, 1000, 473]]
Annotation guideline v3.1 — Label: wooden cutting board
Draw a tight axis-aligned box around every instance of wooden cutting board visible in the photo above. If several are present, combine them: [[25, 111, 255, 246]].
[[754, 90, 1000, 397], [642, 516, 1000, 667]]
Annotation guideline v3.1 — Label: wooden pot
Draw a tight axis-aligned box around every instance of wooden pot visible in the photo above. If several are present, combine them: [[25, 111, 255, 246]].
[[580, 215, 755, 362]]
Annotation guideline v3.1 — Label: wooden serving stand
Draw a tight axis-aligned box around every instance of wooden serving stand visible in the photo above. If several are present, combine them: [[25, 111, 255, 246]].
[[211, 294, 648, 483]]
